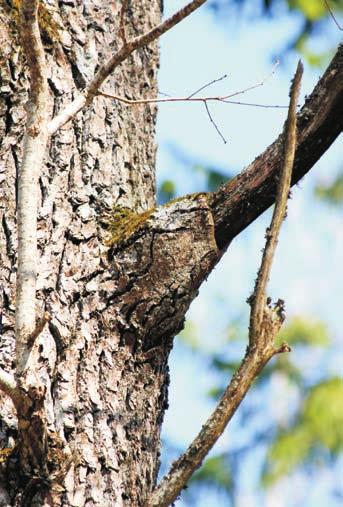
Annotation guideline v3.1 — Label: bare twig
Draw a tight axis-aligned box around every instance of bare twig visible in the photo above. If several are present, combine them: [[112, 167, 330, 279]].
[[16, 0, 49, 374], [324, 0, 342, 30], [187, 74, 228, 98], [204, 101, 227, 143], [148, 62, 303, 507], [98, 61, 280, 106], [223, 100, 289, 108], [0, 368, 20, 408], [98, 91, 288, 107], [48, 0, 208, 134], [99, 64, 284, 143]]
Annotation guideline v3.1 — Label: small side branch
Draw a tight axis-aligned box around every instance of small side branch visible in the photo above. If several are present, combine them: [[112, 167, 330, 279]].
[[48, 0, 208, 134], [16, 0, 49, 373], [148, 62, 302, 507], [204, 101, 227, 143], [0, 368, 20, 408], [27, 312, 52, 348]]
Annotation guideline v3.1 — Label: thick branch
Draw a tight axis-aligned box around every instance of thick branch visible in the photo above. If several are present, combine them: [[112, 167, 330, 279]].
[[209, 43, 343, 250], [16, 0, 49, 373], [47, 0, 208, 134], [149, 64, 301, 507]]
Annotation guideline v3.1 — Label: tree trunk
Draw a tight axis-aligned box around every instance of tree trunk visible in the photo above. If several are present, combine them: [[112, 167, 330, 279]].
[[0, 1, 186, 505]]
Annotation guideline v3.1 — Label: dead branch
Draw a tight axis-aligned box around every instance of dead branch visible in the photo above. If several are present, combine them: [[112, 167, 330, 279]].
[[249, 61, 303, 345], [47, 0, 209, 135], [147, 62, 302, 507], [16, 0, 49, 374], [98, 61, 280, 106]]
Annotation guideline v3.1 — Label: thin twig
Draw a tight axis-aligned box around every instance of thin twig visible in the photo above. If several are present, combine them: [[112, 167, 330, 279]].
[[187, 74, 228, 98], [16, 0, 49, 374], [221, 60, 280, 100], [158, 91, 172, 97], [324, 0, 342, 30], [98, 61, 280, 106], [204, 101, 227, 143], [98, 90, 288, 107], [249, 61, 303, 344], [223, 100, 289, 108], [48, 0, 209, 134], [147, 61, 303, 507]]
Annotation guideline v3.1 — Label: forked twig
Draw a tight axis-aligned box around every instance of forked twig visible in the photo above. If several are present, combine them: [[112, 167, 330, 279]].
[[98, 61, 281, 106], [147, 61, 303, 507], [99, 63, 283, 142]]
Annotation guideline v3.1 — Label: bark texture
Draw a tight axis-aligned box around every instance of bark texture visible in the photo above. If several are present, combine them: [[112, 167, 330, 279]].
[[0, 2, 342, 506], [0, 1, 181, 505]]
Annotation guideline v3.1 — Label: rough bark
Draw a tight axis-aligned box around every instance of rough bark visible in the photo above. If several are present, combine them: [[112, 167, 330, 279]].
[[0, 2, 341, 507], [0, 1, 165, 505]]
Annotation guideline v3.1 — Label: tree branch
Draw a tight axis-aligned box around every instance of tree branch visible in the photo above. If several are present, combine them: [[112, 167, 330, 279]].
[[209, 43, 343, 250], [249, 61, 303, 343], [47, 0, 208, 134], [98, 61, 280, 106], [16, 0, 49, 373], [148, 63, 302, 507], [0, 368, 20, 408]]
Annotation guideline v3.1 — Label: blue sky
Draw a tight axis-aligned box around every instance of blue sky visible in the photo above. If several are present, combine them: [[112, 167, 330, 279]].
[[156, 2, 342, 506]]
